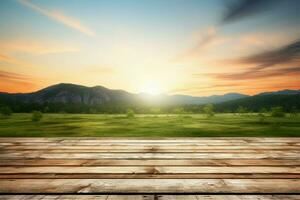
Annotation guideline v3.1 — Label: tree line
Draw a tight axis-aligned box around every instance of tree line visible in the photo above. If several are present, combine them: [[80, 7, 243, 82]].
[[1, 102, 298, 118]]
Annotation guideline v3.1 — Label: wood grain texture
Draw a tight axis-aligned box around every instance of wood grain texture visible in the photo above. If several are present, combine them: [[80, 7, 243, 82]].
[[1, 195, 299, 200], [0, 137, 299, 195], [0, 179, 300, 193]]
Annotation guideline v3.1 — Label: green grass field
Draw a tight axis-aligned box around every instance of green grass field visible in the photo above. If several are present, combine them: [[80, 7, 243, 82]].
[[1, 113, 300, 137]]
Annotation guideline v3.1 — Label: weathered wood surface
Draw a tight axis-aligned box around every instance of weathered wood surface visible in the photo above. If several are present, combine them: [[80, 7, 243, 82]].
[[0, 195, 300, 200], [0, 137, 299, 198], [1, 195, 300, 200]]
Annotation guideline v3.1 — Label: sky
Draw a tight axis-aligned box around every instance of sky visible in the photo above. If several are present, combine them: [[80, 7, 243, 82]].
[[0, 0, 300, 96]]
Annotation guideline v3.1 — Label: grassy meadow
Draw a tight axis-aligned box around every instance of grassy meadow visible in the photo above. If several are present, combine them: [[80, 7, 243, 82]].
[[0, 113, 300, 137]]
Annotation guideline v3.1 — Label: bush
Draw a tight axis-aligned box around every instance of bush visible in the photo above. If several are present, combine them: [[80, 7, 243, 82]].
[[126, 109, 135, 118], [203, 104, 215, 117], [31, 111, 43, 122], [290, 106, 298, 117], [271, 106, 285, 118], [236, 106, 247, 115], [0, 106, 12, 117], [258, 113, 266, 124], [172, 107, 185, 115]]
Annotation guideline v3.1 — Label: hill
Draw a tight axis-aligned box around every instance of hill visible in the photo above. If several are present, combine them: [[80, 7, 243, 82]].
[[0, 83, 299, 113], [216, 94, 300, 112], [0, 83, 246, 108], [0, 83, 138, 105]]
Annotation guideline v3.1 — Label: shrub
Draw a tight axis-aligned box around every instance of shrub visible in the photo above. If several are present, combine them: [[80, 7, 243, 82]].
[[0, 106, 12, 117], [126, 109, 135, 118], [257, 113, 266, 124], [259, 108, 268, 114], [172, 107, 185, 115], [271, 106, 285, 118], [203, 104, 215, 117], [31, 111, 43, 122], [236, 106, 247, 115], [290, 106, 298, 117]]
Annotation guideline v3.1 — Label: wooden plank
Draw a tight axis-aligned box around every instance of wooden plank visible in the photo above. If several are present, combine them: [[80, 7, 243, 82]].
[[3, 149, 300, 153], [1, 159, 299, 166], [0, 179, 299, 193], [1, 166, 299, 174], [0, 195, 109, 199], [0, 196, 299, 200], [1, 152, 298, 159], [0, 195, 153, 200], [4, 145, 300, 150], [1, 173, 299, 179], [0, 138, 299, 196]]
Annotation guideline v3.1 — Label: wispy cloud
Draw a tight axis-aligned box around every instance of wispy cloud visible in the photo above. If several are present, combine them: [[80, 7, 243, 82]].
[[0, 70, 31, 81], [18, 0, 95, 37], [0, 53, 33, 67], [0, 70, 37, 93], [174, 27, 228, 62], [207, 66, 300, 80], [237, 39, 300, 70], [222, 0, 278, 24], [0, 40, 79, 55], [221, 0, 300, 24]]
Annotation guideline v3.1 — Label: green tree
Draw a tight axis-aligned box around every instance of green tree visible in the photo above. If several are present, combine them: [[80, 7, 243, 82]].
[[126, 109, 135, 118], [172, 107, 185, 115], [203, 104, 215, 117], [271, 106, 285, 118], [290, 106, 298, 117], [257, 113, 266, 124], [0, 106, 12, 117], [31, 111, 43, 122], [259, 108, 268, 114], [236, 106, 247, 115]]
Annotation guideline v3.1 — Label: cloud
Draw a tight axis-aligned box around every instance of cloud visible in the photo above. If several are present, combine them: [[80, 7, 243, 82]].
[[222, 0, 277, 23], [0, 40, 79, 54], [208, 66, 300, 80], [0, 54, 14, 63], [221, 0, 300, 24], [0, 70, 37, 93], [174, 27, 228, 62], [0, 53, 31, 67], [0, 70, 31, 81], [189, 27, 218, 52], [238, 39, 300, 70], [19, 0, 95, 37]]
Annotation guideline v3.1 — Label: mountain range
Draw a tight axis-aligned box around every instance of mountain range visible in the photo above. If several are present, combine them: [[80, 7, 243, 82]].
[[0, 83, 250, 106], [0, 83, 299, 112]]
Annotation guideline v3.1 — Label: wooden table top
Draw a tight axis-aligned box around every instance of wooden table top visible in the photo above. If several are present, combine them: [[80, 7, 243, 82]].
[[0, 137, 299, 199]]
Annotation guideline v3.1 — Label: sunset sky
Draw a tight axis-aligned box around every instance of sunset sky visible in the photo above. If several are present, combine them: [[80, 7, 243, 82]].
[[1, 0, 300, 96]]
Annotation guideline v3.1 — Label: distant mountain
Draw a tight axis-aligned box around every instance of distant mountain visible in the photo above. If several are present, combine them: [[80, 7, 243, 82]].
[[0, 83, 138, 106], [258, 89, 300, 96], [0, 83, 247, 106], [216, 93, 300, 112], [0, 83, 299, 113], [145, 93, 248, 105]]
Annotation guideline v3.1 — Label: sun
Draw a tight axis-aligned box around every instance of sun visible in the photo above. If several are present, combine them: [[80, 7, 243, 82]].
[[139, 82, 163, 95]]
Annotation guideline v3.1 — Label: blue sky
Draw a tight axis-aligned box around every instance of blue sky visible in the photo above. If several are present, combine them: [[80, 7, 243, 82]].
[[0, 0, 299, 95]]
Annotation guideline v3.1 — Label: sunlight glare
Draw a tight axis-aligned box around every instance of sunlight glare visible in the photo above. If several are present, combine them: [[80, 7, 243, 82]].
[[139, 82, 162, 95]]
